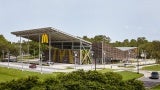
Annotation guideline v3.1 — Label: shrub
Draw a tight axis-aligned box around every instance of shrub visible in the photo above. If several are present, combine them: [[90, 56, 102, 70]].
[[104, 72, 122, 85], [0, 76, 39, 90], [85, 70, 106, 83], [126, 79, 145, 90]]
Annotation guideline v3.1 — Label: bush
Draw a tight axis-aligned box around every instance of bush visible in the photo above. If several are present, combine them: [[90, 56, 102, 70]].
[[126, 79, 145, 90], [104, 72, 122, 85], [0, 76, 39, 90], [85, 70, 106, 83]]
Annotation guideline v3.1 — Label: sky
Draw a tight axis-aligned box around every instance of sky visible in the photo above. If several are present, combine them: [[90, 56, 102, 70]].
[[0, 0, 160, 42]]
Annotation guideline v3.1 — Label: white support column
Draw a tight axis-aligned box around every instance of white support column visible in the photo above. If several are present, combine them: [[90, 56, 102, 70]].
[[39, 34, 41, 63], [27, 35, 30, 63], [27, 35, 30, 55], [62, 42, 63, 49], [19, 36, 22, 60], [19, 36, 23, 71], [39, 34, 43, 74], [72, 42, 74, 50], [49, 33, 51, 64], [102, 41, 103, 64], [79, 41, 82, 65], [90, 45, 93, 64]]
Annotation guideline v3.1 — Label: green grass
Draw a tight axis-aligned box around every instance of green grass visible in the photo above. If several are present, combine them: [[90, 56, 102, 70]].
[[117, 71, 143, 81], [125, 65, 136, 68], [66, 66, 74, 69], [0, 66, 143, 83], [0, 66, 61, 82], [98, 68, 114, 73], [141, 65, 160, 71], [151, 84, 160, 90], [99, 69, 143, 81]]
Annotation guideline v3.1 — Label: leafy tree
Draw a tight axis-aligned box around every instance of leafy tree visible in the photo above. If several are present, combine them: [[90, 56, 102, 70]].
[[130, 39, 137, 47], [9, 42, 19, 59], [123, 39, 129, 46], [0, 35, 10, 58], [82, 35, 111, 43], [93, 35, 111, 43], [151, 41, 160, 63], [137, 37, 148, 46]]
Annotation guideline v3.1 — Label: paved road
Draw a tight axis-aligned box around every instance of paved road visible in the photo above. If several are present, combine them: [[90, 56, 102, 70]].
[[0, 62, 118, 73], [138, 76, 160, 89], [137, 70, 160, 89]]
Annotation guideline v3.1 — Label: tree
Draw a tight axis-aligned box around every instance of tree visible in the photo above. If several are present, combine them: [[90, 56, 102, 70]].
[[0, 35, 10, 58], [123, 39, 129, 46], [137, 37, 148, 46], [82, 36, 92, 42], [151, 41, 160, 63], [130, 39, 137, 47], [93, 35, 111, 43], [10, 43, 19, 58]]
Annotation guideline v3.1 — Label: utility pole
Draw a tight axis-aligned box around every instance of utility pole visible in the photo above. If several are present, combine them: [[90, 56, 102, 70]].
[[137, 47, 139, 74], [90, 51, 94, 70], [74, 51, 78, 70]]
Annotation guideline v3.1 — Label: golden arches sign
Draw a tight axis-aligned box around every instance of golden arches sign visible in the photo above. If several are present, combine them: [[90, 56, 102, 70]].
[[41, 33, 48, 43]]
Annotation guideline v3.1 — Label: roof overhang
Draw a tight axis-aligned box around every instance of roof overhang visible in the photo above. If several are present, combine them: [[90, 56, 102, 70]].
[[116, 47, 137, 51], [11, 27, 92, 45]]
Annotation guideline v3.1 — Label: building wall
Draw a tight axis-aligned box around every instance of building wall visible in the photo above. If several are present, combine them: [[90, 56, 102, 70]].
[[92, 43, 137, 63]]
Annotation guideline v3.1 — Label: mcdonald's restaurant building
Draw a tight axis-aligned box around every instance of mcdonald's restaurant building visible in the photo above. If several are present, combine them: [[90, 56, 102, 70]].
[[11, 27, 92, 64]]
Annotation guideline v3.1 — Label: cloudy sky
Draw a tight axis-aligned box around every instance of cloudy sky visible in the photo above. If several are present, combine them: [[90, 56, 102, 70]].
[[0, 0, 160, 42]]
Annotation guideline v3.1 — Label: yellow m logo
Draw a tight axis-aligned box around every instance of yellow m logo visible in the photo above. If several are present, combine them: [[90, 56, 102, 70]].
[[41, 33, 48, 43]]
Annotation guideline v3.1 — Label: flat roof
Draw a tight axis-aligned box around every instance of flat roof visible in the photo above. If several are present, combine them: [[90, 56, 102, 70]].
[[116, 47, 137, 51], [11, 27, 91, 45]]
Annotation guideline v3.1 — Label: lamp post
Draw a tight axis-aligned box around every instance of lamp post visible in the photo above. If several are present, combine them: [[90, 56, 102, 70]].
[[128, 50, 131, 63], [137, 47, 139, 74], [144, 50, 146, 64], [102, 41, 104, 64], [21, 51, 24, 71], [90, 51, 94, 70], [7, 51, 10, 68], [104, 52, 106, 68], [94, 51, 96, 71], [137, 56, 139, 74], [74, 51, 78, 70], [110, 57, 112, 69], [40, 51, 43, 74]]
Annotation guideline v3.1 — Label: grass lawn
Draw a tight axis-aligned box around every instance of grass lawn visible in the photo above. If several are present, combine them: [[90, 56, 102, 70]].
[[98, 68, 114, 73], [141, 65, 160, 71], [151, 85, 160, 90], [0, 66, 143, 83], [117, 71, 143, 81], [98, 69, 143, 81], [0, 66, 61, 82]]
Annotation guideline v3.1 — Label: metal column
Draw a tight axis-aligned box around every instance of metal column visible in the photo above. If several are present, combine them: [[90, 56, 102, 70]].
[[102, 41, 103, 64], [39, 34, 41, 62], [19, 36, 23, 71], [49, 33, 51, 63], [27, 35, 30, 55], [79, 40, 82, 65]]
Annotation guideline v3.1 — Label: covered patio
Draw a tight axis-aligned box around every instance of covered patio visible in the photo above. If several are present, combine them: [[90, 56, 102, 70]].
[[11, 27, 92, 64]]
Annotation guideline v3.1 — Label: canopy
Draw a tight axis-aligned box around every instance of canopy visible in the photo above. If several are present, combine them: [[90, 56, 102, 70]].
[[11, 27, 91, 45]]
